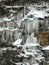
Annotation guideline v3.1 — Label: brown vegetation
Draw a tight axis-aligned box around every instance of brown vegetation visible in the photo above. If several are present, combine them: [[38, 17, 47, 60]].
[[36, 31, 49, 46]]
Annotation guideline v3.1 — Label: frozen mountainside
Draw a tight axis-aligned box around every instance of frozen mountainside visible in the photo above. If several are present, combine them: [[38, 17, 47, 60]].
[[0, 1, 49, 65], [26, 33, 37, 43], [3, 17, 15, 21], [13, 38, 22, 46]]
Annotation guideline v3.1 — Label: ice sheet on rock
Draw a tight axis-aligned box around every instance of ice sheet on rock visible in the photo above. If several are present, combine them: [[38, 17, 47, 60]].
[[23, 63, 30, 65], [45, 8, 49, 12], [0, 28, 9, 31], [32, 37, 38, 43], [28, 49, 43, 56], [25, 39, 39, 50], [17, 23, 21, 27], [33, 63, 39, 65], [23, 48, 38, 57], [3, 16, 14, 22], [26, 10, 44, 19], [0, 47, 13, 53], [35, 55, 45, 62], [22, 8, 49, 20], [26, 49, 40, 56], [26, 34, 37, 43], [20, 53, 29, 58], [3, 17, 12, 22], [0, 48, 7, 51], [4, 28, 9, 30], [0, 47, 17, 51], [12, 6, 23, 9], [26, 36, 33, 43], [43, 46, 49, 50], [20, 50, 35, 58], [25, 51, 35, 57], [9, 9, 17, 13], [29, 10, 49, 19], [32, 35, 38, 43], [6, 47, 17, 51], [0, 28, 4, 31], [20, 11, 35, 22], [25, 43, 39, 47], [0, 18, 3, 22], [9, 28, 18, 31], [0, 28, 18, 31], [5, 6, 12, 9], [27, 6, 35, 11], [13, 38, 22, 46]]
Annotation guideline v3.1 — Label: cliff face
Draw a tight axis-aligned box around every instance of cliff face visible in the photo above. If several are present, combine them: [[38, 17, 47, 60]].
[[0, 0, 49, 65]]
